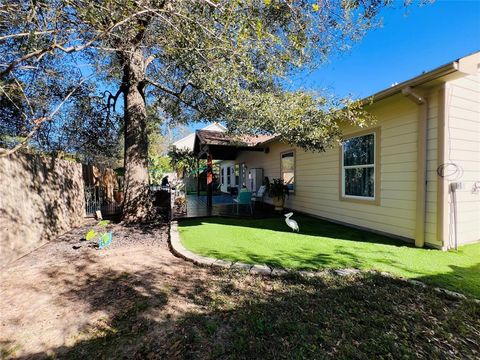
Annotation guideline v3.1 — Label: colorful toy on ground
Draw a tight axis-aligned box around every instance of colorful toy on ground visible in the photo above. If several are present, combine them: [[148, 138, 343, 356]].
[[98, 231, 113, 249], [85, 220, 113, 249]]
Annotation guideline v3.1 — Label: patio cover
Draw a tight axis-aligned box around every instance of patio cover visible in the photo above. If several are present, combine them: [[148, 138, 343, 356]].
[[193, 130, 274, 160], [192, 130, 275, 206]]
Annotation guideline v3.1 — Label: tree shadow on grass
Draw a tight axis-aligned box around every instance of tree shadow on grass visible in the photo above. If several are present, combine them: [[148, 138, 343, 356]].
[[202, 247, 360, 270], [178, 216, 414, 248], [197, 242, 411, 272], [415, 263, 480, 299], [11, 270, 480, 359], [166, 274, 480, 360], [183, 239, 480, 298]]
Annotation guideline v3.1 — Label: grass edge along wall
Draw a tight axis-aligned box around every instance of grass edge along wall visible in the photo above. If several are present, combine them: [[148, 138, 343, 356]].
[[228, 61, 480, 249]]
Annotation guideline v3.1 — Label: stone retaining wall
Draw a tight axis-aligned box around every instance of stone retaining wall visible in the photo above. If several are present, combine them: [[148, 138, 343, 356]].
[[0, 152, 85, 266]]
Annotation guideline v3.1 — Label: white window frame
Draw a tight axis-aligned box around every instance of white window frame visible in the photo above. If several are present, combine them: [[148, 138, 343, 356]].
[[341, 132, 376, 200]]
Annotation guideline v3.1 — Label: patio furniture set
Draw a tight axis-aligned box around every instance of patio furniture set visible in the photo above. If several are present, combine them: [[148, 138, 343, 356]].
[[233, 185, 267, 214]]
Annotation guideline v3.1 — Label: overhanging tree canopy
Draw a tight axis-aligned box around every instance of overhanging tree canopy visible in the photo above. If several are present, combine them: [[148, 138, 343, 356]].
[[0, 0, 419, 221]]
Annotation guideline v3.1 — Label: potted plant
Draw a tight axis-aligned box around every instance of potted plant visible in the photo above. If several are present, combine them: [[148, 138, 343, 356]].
[[267, 178, 289, 211]]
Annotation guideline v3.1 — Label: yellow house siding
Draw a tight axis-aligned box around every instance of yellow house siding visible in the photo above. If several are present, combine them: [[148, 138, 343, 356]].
[[425, 88, 441, 247], [214, 67, 480, 247], [234, 94, 424, 241], [444, 72, 480, 246]]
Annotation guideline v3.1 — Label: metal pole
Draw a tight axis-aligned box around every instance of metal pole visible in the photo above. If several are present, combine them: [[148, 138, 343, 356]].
[[196, 157, 200, 197], [207, 152, 213, 208]]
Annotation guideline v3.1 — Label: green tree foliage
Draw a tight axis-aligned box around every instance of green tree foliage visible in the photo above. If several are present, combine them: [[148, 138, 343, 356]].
[[149, 155, 173, 185], [168, 148, 198, 179], [0, 0, 422, 219], [0, 1, 412, 151]]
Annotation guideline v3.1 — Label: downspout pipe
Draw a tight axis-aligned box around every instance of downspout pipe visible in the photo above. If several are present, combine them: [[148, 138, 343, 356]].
[[402, 86, 428, 248]]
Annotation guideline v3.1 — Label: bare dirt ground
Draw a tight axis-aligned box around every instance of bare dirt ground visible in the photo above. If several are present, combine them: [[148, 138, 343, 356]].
[[0, 219, 205, 358], [1, 219, 479, 359]]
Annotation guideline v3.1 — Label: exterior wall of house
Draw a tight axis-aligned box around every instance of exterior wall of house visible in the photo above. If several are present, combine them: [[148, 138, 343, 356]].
[[172, 133, 196, 151], [425, 87, 441, 247], [173, 122, 227, 151], [213, 68, 480, 248], [444, 72, 480, 246], [233, 92, 446, 245]]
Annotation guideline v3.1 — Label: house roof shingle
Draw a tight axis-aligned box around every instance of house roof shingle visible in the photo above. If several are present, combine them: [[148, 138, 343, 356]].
[[195, 130, 275, 147]]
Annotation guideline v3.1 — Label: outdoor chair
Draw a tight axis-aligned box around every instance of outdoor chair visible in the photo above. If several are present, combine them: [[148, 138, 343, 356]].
[[234, 191, 253, 215], [252, 185, 266, 204]]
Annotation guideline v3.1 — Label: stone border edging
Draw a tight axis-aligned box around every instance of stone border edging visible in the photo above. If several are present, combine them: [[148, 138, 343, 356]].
[[169, 220, 478, 303]]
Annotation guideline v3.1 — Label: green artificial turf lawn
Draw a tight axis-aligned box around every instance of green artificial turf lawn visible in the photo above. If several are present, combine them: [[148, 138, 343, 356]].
[[179, 216, 480, 298]]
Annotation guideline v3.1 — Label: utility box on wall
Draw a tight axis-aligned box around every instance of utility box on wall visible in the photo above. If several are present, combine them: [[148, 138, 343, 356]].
[[248, 168, 264, 193]]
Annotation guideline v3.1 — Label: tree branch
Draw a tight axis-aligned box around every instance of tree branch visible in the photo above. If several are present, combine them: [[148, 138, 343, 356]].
[[145, 78, 206, 115], [0, 75, 93, 157], [0, 30, 58, 41], [105, 86, 125, 113], [0, 9, 154, 79]]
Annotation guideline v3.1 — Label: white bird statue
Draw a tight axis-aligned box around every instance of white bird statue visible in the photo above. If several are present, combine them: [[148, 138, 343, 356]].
[[284, 212, 299, 232]]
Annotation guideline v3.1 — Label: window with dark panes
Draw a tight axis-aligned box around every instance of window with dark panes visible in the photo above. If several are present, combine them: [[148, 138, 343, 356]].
[[234, 164, 240, 186], [281, 151, 295, 192], [342, 133, 375, 199]]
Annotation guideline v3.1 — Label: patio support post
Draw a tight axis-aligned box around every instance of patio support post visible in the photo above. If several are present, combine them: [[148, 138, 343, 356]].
[[196, 157, 200, 197], [207, 152, 213, 208]]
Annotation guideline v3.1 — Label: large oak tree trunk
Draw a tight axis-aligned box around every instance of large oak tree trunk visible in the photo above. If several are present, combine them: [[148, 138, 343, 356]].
[[121, 48, 154, 222]]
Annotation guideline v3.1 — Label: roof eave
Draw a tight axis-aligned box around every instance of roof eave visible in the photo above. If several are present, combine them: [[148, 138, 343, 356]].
[[364, 62, 458, 105], [255, 63, 459, 147]]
